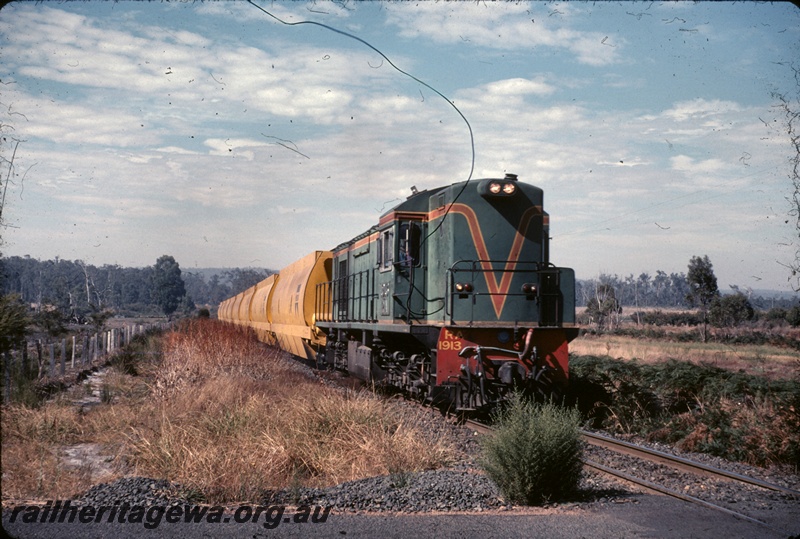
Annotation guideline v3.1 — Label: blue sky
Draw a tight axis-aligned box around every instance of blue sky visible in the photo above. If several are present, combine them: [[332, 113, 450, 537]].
[[1, 1, 798, 293]]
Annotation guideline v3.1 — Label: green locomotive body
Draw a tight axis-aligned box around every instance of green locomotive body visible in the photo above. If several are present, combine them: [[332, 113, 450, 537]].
[[220, 174, 578, 411], [316, 173, 578, 410]]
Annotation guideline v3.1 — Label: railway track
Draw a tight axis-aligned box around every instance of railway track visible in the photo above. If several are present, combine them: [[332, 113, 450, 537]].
[[463, 419, 799, 533], [579, 429, 800, 497]]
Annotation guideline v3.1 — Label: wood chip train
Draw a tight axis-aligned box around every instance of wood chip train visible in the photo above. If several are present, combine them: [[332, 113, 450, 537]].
[[218, 174, 578, 411]]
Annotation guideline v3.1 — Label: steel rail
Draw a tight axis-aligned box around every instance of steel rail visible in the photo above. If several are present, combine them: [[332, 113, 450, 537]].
[[579, 429, 800, 498], [463, 419, 494, 436], [581, 459, 779, 531]]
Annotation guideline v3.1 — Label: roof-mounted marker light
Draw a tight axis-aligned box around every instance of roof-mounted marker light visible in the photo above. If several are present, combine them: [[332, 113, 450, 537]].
[[479, 175, 520, 197]]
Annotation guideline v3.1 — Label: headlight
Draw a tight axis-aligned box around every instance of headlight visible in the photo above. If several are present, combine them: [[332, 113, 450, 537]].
[[521, 283, 538, 295], [455, 282, 474, 293], [479, 176, 519, 197]]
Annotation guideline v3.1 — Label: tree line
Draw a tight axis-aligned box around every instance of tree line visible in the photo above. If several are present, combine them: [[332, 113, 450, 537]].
[[2, 254, 797, 339], [578, 255, 800, 332], [0, 255, 272, 322]]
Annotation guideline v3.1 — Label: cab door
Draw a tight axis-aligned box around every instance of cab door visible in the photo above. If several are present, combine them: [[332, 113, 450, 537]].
[[376, 225, 395, 320], [394, 220, 425, 323]]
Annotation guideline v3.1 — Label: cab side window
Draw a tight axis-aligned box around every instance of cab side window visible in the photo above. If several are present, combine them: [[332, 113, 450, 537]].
[[379, 228, 394, 271], [398, 221, 421, 267]]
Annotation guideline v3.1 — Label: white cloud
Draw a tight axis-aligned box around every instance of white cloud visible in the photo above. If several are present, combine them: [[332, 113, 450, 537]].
[[384, 1, 623, 66], [483, 77, 556, 97], [204, 137, 267, 155], [156, 146, 200, 156], [670, 155, 727, 174], [6, 93, 150, 147], [663, 99, 742, 122]]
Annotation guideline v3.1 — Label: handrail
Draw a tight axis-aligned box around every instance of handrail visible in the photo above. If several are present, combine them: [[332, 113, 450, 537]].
[[315, 268, 378, 323], [446, 260, 563, 324]]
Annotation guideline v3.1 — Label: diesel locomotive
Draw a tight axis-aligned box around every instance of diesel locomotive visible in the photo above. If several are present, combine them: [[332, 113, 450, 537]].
[[218, 174, 578, 411]]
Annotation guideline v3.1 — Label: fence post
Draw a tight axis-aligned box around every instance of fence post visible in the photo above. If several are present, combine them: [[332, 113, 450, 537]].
[[4, 352, 11, 404], [36, 340, 43, 378], [60, 339, 66, 376], [21, 342, 28, 378], [83, 336, 89, 365], [49, 343, 55, 377], [71, 336, 76, 368]]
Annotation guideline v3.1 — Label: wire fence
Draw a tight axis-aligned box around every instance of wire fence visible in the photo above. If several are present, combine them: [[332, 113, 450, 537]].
[[2, 322, 170, 404]]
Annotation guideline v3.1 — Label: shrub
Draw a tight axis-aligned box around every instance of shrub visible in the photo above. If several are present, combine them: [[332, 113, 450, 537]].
[[570, 354, 800, 467], [567, 355, 661, 433], [709, 293, 754, 328], [0, 294, 30, 356], [479, 395, 583, 505], [629, 310, 701, 327], [787, 306, 800, 327], [764, 307, 788, 322]]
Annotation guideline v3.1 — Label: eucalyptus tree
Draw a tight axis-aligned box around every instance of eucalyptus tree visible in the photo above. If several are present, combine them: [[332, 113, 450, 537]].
[[686, 255, 720, 342], [152, 255, 186, 317]]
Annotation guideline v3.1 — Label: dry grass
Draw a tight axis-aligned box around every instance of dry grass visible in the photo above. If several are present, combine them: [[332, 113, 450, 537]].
[[1, 401, 97, 501], [2, 319, 454, 505], [653, 394, 800, 467], [570, 334, 800, 381], [570, 355, 800, 467], [153, 320, 274, 396], [129, 320, 453, 502]]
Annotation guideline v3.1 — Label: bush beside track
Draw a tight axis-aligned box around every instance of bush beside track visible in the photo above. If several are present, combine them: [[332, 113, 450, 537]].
[[479, 396, 583, 505], [580, 324, 800, 351], [569, 355, 800, 468]]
